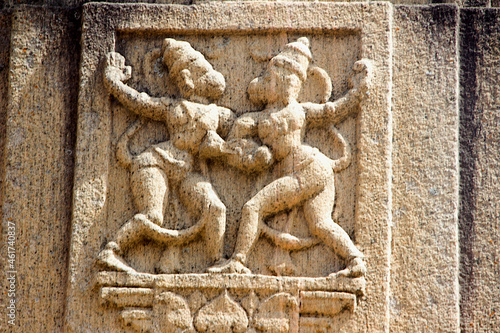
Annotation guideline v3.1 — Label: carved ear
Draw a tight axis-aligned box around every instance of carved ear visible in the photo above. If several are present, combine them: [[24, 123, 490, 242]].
[[178, 69, 195, 96]]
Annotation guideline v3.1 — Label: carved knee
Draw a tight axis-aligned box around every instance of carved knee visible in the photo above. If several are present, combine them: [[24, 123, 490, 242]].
[[242, 199, 259, 217], [208, 200, 226, 220], [308, 218, 330, 238], [205, 201, 225, 241]]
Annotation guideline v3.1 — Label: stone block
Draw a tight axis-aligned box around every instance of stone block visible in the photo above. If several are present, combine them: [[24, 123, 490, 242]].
[[391, 5, 460, 332], [0, 8, 12, 332], [67, 2, 392, 332], [0, 6, 80, 332], [460, 8, 500, 333], [3, 2, 496, 332]]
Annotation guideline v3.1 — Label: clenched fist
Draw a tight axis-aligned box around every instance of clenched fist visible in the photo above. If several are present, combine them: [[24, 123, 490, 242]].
[[104, 52, 132, 87]]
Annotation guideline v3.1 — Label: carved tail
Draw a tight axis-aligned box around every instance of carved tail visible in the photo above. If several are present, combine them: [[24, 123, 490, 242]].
[[329, 126, 352, 173], [116, 119, 145, 168]]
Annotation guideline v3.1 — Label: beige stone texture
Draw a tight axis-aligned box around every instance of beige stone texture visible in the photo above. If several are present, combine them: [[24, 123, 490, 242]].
[[0, 6, 80, 332], [67, 2, 392, 332], [0, 2, 498, 333], [0, 11, 11, 189], [391, 4, 460, 333], [1, 0, 468, 10], [0, 9, 12, 332], [459, 8, 500, 332]]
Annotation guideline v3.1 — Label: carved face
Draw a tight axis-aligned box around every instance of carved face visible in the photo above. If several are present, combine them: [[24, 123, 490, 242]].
[[168, 54, 226, 102], [248, 64, 302, 106]]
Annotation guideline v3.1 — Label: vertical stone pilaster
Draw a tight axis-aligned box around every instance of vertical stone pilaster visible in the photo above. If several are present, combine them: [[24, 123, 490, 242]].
[[1, 6, 80, 332], [391, 5, 460, 332], [459, 8, 500, 332]]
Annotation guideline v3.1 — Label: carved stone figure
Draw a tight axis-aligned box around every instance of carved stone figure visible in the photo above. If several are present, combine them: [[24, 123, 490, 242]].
[[66, 4, 394, 333], [98, 38, 235, 273], [208, 37, 371, 277]]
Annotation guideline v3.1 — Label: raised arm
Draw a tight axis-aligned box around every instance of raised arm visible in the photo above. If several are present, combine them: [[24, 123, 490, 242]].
[[103, 52, 174, 122], [304, 59, 372, 127]]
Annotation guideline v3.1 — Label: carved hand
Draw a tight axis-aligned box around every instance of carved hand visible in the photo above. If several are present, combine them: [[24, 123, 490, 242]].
[[253, 145, 273, 168], [348, 59, 372, 99], [225, 140, 273, 173], [198, 130, 233, 159], [104, 52, 132, 85], [227, 115, 258, 141]]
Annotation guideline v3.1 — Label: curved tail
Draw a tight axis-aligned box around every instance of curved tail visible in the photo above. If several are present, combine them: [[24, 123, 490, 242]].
[[329, 126, 352, 173], [116, 119, 145, 168]]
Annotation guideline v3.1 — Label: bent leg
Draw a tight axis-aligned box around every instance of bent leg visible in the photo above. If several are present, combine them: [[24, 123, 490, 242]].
[[98, 213, 148, 273], [130, 166, 169, 226], [234, 174, 313, 262], [178, 173, 226, 263], [99, 212, 190, 273], [303, 177, 365, 276], [208, 174, 315, 274], [99, 166, 169, 273]]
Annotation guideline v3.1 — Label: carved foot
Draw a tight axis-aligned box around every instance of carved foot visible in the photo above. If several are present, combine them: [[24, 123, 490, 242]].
[[335, 258, 366, 278], [207, 259, 252, 274], [98, 243, 136, 274]]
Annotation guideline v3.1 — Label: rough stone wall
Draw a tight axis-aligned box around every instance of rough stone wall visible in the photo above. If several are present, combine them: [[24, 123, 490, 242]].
[[459, 8, 500, 333], [0, 0, 489, 9], [0, 2, 498, 333], [0, 6, 80, 332], [5, 0, 500, 10], [0, 11, 12, 333], [391, 5, 460, 332]]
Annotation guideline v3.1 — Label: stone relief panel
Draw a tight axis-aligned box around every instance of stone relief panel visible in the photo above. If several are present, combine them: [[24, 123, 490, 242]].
[[103, 33, 365, 278], [67, 3, 392, 333]]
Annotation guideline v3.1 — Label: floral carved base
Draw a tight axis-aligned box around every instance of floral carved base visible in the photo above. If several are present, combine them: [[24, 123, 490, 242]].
[[97, 272, 364, 333]]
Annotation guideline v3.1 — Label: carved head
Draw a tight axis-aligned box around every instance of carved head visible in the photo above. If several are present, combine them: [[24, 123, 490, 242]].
[[162, 38, 225, 101], [248, 37, 312, 106]]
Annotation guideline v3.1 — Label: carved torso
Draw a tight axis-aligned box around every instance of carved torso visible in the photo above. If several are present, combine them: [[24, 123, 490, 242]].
[[258, 102, 306, 161]]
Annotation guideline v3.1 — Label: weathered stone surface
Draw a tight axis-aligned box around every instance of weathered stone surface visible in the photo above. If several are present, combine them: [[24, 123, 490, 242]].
[[460, 8, 500, 333], [0, 2, 498, 332], [0, 8, 12, 333], [391, 5, 461, 333], [0, 6, 80, 332], [67, 2, 391, 332], [0, 0, 467, 11], [0, 11, 11, 194], [463, 0, 490, 6]]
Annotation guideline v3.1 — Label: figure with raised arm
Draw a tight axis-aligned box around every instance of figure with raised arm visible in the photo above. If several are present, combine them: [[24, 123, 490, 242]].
[[98, 39, 239, 273], [208, 37, 371, 277]]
